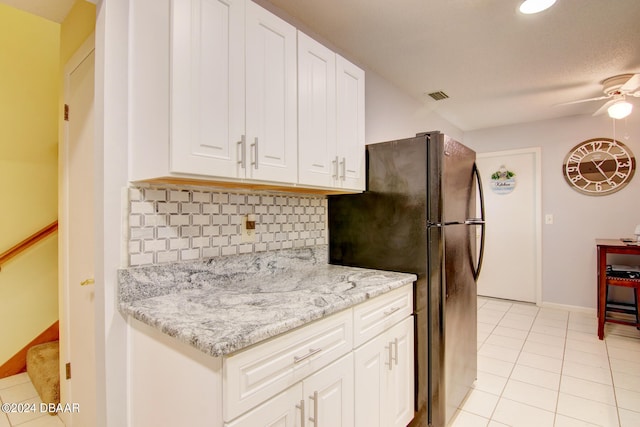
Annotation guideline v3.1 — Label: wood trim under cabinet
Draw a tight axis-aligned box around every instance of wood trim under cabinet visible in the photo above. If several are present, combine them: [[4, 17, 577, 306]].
[[134, 177, 361, 195]]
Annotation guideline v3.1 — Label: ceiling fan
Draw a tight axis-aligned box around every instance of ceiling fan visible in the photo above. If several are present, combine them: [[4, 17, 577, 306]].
[[560, 73, 640, 119]]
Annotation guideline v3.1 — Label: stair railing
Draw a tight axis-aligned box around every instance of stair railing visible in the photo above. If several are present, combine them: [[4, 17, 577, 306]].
[[0, 221, 58, 272]]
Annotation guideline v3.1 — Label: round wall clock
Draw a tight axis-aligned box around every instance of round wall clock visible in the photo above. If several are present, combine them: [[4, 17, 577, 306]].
[[562, 138, 636, 196]]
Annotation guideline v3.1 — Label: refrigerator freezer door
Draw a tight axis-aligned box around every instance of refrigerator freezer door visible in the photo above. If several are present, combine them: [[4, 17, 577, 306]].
[[438, 135, 478, 224]]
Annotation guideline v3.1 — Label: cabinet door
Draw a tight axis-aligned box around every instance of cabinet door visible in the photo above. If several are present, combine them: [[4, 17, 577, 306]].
[[225, 383, 303, 427], [336, 55, 365, 191], [245, 1, 297, 183], [303, 354, 354, 427], [297, 31, 337, 188], [171, 0, 245, 177], [354, 317, 415, 427], [386, 317, 415, 427], [354, 334, 384, 427]]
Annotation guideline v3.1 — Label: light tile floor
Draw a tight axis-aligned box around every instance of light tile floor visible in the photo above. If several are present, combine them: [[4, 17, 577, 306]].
[[3, 297, 639, 427], [452, 297, 640, 427], [0, 373, 65, 427]]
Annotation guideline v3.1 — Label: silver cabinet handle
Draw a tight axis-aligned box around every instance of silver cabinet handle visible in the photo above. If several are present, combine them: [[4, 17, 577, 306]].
[[340, 157, 346, 180], [308, 391, 319, 426], [237, 135, 246, 169], [332, 156, 339, 179], [296, 399, 305, 426], [385, 338, 399, 370], [251, 137, 259, 169], [393, 337, 399, 366], [384, 306, 401, 316], [293, 348, 322, 364]]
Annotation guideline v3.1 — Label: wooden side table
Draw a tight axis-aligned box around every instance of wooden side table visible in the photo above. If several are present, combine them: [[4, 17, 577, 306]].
[[596, 239, 640, 339]]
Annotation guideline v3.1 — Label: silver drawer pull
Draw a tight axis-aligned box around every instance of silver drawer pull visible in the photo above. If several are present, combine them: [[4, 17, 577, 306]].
[[294, 348, 322, 363], [384, 306, 401, 316]]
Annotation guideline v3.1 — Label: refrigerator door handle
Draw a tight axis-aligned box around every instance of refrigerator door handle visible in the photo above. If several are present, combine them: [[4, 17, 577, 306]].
[[471, 163, 486, 280], [464, 218, 485, 225]]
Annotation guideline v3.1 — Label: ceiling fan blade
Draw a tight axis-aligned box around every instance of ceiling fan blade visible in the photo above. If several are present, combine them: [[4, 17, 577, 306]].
[[620, 74, 640, 93], [592, 99, 617, 116], [555, 95, 610, 106]]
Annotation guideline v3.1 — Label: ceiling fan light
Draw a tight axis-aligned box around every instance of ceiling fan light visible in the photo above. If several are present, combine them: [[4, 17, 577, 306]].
[[519, 0, 557, 14], [608, 100, 633, 119]]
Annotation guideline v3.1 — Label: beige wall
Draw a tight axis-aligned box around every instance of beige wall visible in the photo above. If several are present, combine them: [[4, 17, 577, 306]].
[[0, 0, 95, 368], [0, 4, 60, 366]]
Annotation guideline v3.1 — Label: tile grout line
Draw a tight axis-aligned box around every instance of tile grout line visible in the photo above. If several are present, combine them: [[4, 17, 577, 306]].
[[605, 336, 623, 427]]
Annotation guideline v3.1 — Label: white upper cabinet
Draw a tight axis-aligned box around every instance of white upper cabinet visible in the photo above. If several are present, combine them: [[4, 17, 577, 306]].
[[129, 0, 363, 191], [171, 0, 246, 178], [298, 31, 365, 191], [336, 55, 366, 191], [245, 1, 297, 183], [297, 31, 337, 188], [172, 0, 296, 183]]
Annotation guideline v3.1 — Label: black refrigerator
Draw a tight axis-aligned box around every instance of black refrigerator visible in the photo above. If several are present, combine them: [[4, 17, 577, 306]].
[[329, 131, 485, 427]]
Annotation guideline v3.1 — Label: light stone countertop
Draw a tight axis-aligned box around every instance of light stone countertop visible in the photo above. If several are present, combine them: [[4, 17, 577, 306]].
[[118, 245, 416, 357]]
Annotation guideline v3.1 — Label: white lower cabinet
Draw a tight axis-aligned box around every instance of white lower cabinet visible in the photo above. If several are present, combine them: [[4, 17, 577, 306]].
[[226, 354, 354, 427], [225, 383, 302, 427], [127, 284, 414, 427], [354, 316, 415, 427]]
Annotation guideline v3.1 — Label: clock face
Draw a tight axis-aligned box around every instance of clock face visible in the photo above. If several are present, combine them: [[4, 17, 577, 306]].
[[562, 138, 636, 196]]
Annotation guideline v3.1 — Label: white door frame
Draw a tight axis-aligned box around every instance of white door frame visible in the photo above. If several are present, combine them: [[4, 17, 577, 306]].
[[59, 33, 96, 426], [477, 147, 542, 305]]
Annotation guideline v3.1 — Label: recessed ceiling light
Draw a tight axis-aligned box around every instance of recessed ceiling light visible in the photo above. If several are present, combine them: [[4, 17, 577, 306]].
[[519, 0, 557, 14]]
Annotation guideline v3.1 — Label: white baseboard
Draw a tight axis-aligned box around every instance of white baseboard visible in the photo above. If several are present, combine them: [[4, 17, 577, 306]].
[[539, 301, 596, 316]]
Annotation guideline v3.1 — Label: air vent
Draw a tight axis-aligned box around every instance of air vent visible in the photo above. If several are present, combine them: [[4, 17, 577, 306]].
[[427, 91, 449, 101]]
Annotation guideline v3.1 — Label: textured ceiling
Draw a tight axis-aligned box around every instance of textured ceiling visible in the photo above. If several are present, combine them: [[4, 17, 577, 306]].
[[3, 0, 639, 131], [0, 0, 75, 23], [264, 0, 640, 131]]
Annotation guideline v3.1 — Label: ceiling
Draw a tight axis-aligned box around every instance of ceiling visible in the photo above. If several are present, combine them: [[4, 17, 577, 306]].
[[3, 0, 639, 131], [0, 0, 75, 23], [264, 0, 640, 131]]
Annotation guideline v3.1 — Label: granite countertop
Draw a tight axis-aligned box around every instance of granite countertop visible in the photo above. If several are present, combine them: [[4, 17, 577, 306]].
[[118, 245, 416, 357]]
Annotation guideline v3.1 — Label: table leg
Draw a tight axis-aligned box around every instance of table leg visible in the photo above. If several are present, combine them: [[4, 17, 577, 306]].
[[597, 246, 606, 340]]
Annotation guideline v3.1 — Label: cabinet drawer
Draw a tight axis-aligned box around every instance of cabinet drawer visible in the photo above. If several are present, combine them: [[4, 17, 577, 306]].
[[223, 309, 353, 421], [353, 284, 413, 348]]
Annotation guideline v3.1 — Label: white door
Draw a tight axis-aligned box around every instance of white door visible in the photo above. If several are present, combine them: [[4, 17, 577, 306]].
[[476, 148, 541, 303], [60, 35, 96, 426]]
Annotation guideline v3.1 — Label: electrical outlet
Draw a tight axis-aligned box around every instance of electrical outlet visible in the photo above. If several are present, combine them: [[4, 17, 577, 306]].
[[241, 214, 256, 242]]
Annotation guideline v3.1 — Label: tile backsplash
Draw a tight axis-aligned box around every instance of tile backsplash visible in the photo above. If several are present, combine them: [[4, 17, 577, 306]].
[[128, 185, 327, 266]]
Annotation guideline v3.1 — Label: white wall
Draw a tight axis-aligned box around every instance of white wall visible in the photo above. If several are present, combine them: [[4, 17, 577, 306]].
[[365, 71, 463, 143], [254, 0, 464, 144], [465, 113, 640, 309], [94, 0, 129, 425]]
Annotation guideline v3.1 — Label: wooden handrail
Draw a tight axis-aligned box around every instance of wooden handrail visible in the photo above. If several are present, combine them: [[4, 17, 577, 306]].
[[0, 221, 58, 271]]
